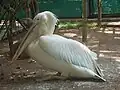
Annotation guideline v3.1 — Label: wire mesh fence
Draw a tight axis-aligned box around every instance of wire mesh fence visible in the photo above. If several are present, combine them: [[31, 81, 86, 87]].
[[0, 0, 38, 57]]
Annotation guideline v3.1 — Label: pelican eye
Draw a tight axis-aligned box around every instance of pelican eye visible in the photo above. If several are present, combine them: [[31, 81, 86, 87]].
[[37, 18, 39, 20]]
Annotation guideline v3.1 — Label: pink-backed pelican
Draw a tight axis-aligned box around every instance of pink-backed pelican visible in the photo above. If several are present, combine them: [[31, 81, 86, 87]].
[[12, 11, 106, 81]]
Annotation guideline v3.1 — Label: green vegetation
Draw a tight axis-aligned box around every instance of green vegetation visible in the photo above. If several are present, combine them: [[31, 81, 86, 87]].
[[58, 21, 97, 29]]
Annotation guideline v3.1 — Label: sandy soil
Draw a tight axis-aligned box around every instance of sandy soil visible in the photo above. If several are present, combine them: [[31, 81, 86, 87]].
[[0, 28, 120, 90]]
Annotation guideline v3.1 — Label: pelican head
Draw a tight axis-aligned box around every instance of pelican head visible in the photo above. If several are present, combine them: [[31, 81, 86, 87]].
[[12, 11, 58, 62], [33, 11, 58, 35]]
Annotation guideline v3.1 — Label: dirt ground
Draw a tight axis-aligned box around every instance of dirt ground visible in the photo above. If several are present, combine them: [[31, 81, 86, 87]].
[[0, 28, 120, 90]]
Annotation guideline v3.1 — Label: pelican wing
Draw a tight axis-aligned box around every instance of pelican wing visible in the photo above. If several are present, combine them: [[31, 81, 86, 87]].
[[39, 35, 103, 76]]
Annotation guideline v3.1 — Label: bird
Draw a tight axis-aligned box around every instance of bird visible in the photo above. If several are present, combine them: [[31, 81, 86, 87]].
[[12, 11, 106, 81]]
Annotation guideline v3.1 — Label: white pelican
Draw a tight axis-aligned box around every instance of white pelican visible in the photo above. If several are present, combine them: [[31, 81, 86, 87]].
[[12, 11, 106, 81]]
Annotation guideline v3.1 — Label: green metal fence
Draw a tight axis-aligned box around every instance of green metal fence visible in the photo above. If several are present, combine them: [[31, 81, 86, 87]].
[[37, 0, 82, 18], [1, 0, 120, 19], [91, 0, 120, 15]]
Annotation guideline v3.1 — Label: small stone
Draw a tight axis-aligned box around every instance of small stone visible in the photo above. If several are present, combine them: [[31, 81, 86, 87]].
[[16, 66, 21, 69], [22, 72, 26, 76], [30, 72, 36, 75], [1, 73, 4, 76], [24, 75, 32, 78], [0, 76, 4, 80], [10, 76, 14, 80], [17, 75, 22, 79], [11, 72, 16, 76], [28, 59, 36, 63], [12, 71, 20, 75]]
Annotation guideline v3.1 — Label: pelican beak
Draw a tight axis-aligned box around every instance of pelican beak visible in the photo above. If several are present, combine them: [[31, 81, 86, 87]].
[[12, 23, 38, 62]]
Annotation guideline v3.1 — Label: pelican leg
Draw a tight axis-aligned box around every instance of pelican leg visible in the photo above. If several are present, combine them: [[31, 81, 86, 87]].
[[35, 73, 68, 82], [41, 76, 67, 81]]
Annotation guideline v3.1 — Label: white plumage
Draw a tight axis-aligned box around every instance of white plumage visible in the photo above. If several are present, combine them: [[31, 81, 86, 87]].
[[12, 11, 105, 81]]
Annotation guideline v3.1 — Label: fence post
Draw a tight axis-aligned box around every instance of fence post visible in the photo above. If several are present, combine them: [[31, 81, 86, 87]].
[[97, 0, 102, 28], [82, 0, 87, 43]]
